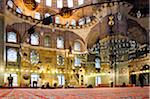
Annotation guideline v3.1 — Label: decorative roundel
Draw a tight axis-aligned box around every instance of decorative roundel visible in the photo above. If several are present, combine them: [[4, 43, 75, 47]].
[[23, 0, 38, 10], [23, 74, 30, 80], [120, 68, 127, 74]]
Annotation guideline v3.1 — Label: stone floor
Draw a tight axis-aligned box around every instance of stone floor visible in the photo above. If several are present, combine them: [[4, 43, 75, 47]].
[[0, 87, 149, 99]]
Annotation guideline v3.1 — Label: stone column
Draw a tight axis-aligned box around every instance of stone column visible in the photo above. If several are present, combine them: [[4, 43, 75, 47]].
[[0, 16, 4, 86]]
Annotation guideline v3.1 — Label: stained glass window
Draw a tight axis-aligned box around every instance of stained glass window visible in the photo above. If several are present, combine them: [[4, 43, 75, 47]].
[[30, 50, 39, 64], [74, 42, 81, 51], [74, 56, 81, 66], [57, 55, 64, 65], [7, 48, 17, 62], [86, 17, 91, 23], [7, 0, 13, 8], [35, 0, 40, 3], [71, 19, 76, 26], [55, 16, 60, 24], [35, 12, 40, 20], [95, 58, 100, 68], [67, 0, 73, 8], [78, 0, 84, 5], [78, 18, 85, 25], [7, 32, 17, 43], [57, 0, 63, 8], [57, 36, 64, 48], [46, 0, 52, 6], [16, 7, 22, 14], [44, 36, 50, 47], [30, 33, 39, 45]]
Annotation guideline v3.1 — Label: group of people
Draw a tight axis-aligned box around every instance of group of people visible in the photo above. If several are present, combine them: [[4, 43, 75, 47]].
[[7, 73, 147, 88]]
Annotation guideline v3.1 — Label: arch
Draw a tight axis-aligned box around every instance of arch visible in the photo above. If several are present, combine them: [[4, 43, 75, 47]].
[[6, 26, 21, 43], [73, 39, 86, 52]]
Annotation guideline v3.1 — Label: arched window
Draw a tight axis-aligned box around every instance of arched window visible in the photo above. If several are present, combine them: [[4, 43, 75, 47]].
[[16, 7, 22, 14], [55, 16, 60, 24], [57, 36, 64, 48], [67, 0, 73, 8], [95, 58, 100, 68], [57, 0, 63, 8], [86, 17, 91, 23], [45, 13, 50, 18], [30, 50, 39, 64], [7, 48, 17, 62], [7, 32, 17, 43], [7, 0, 13, 8], [71, 19, 76, 26], [78, 0, 84, 5], [35, 12, 40, 20], [74, 41, 81, 51], [44, 36, 50, 47], [74, 56, 81, 66], [30, 33, 39, 45], [57, 55, 64, 65], [78, 18, 85, 26], [46, 0, 52, 6]]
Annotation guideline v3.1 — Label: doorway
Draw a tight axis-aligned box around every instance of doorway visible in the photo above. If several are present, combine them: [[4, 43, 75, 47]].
[[95, 76, 101, 86], [4, 73, 18, 87], [31, 74, 39, 87]]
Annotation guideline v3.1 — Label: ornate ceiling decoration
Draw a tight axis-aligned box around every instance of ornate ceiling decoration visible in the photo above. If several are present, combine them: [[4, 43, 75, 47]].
[[60, 7, 72, 18], [123, 0, 149, 18], [23, 0, 39, 10]]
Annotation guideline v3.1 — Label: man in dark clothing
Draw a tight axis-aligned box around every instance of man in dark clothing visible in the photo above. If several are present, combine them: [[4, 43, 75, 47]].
[[7, 74, 13, 87], [139, 73, 146, 87], [33, 81, 37, 87]]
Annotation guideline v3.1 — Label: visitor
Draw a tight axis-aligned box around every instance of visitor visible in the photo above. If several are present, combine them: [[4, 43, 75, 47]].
[[7, 74, 13, 87], [138, 73, 146, 88], [46, 82, 50, 88], [33, 81, 38, 88], [122, 82, 126, 87], [65, 80, 68, 88]]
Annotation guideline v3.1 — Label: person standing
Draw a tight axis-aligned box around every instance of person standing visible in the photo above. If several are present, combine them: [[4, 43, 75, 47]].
[[7, 74, 13, 87], [139, 73, 146, 87]]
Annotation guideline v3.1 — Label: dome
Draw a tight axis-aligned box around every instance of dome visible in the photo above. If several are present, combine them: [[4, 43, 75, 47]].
[[9, 0, 94, 25]]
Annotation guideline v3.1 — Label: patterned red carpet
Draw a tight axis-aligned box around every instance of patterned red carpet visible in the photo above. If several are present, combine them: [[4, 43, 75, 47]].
[[0, 87, 149, 99]]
